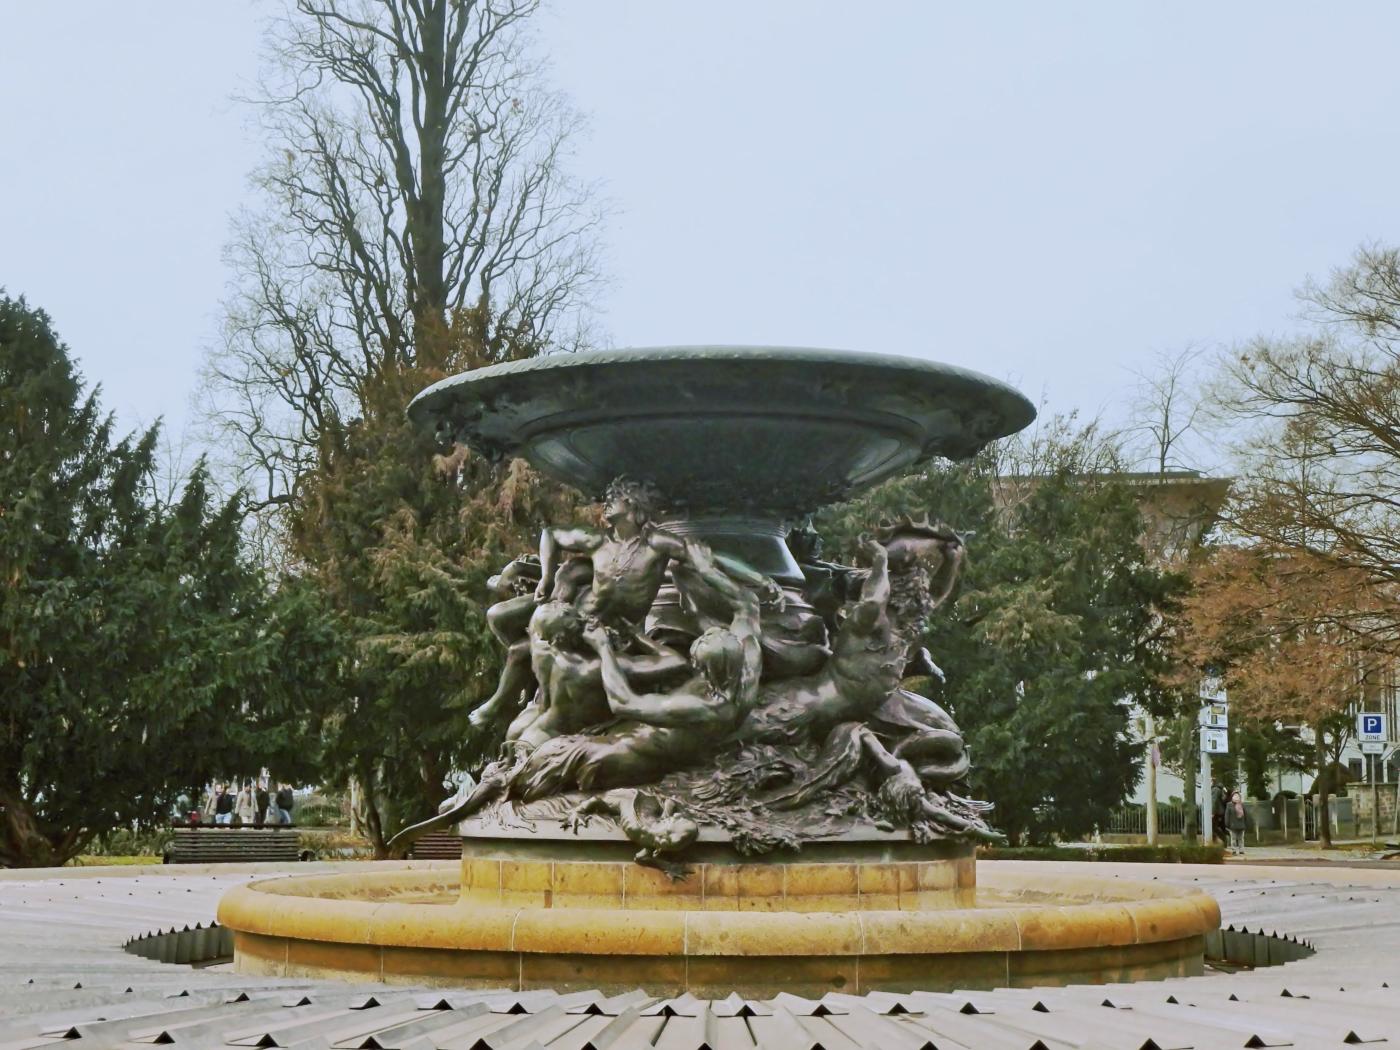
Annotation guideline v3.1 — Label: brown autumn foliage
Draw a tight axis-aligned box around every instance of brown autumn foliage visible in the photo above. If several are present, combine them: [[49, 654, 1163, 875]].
[[1174, 547, 1380, 726], [1172, 545, 1386, 843]]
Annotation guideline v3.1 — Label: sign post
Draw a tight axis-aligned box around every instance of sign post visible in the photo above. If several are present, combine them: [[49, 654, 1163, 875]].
[[1358, 713, 1388, 841], [1144, 713, 1158, 846], [1199, 678, 1228, 848]]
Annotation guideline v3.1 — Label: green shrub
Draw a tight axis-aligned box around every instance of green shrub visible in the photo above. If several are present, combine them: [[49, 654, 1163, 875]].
[[68, 854, 161, 866], [980, 843, 1224, 864], [84, 826, 174, 858], [298, 827, 372, 860], [293, 794, 349, 828]]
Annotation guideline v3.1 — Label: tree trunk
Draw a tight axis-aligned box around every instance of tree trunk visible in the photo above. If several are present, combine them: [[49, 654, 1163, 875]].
[[0, 790, 79, 868], [409, 0, 450, 349], [1315, 720, 1332, 848], [365, 792, 389, 859], [1181, 718, 1198, 843]]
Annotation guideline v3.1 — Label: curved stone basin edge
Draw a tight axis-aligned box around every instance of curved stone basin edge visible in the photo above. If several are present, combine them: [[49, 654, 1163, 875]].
[[217, 862, 1220, 993]]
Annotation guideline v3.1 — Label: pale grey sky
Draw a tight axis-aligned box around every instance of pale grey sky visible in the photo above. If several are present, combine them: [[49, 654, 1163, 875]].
[[3, 2, 1398, 464]]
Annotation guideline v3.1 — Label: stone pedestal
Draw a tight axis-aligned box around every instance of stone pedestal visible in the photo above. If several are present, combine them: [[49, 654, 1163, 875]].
[[458, 833, 976, 913], [220, 843, 1218, 996]]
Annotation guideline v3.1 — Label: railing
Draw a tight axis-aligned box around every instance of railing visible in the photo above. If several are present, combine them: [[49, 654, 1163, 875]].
[[1105, 803, 1190, 836]]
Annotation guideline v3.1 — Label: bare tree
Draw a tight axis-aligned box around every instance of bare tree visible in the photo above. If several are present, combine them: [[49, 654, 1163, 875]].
[[206, 0, 603, 518], [1219, 245, 1400, 656], [1122, 345, 1209, 475]]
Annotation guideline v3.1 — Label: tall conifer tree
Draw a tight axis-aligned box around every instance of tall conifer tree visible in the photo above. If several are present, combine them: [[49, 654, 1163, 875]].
[[0, 297, 340, 867]]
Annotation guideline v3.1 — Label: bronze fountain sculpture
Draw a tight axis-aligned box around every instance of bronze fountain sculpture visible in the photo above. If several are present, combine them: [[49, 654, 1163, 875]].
[[219, 346, 1222, 996], [390, 346, 1037, 871]]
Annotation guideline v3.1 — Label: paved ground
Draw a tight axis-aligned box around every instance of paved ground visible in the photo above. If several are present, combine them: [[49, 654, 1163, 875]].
[[2, 859, 1400, 1048], [1225, 838, 1400, 863]]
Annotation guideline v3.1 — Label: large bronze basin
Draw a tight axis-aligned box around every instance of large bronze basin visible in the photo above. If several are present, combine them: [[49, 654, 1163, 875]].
[[408, 345, 1035, 518]]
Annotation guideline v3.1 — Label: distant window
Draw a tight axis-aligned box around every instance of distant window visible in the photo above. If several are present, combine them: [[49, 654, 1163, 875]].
[[1348, 759, 1365, 783]]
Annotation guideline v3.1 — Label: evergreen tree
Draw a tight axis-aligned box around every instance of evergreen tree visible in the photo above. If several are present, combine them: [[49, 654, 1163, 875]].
[[287, 313, 584, 854], [202, 1, 602, 854], [0, 297, 340, 867], [819, 421, 1181, 845]]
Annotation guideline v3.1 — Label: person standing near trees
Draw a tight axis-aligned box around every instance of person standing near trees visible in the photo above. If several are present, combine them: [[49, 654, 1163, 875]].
[[1226, 790, 1250, 856], [204, 783, 235, 825], [234, 780, 258, 826], [275, 783, 295, 825], [255, 780, 270, 825]]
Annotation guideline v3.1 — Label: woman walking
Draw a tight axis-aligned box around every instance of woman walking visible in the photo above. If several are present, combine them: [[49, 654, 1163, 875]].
[[1225, 790, 1249, 856], [234, 780, 259, 827]]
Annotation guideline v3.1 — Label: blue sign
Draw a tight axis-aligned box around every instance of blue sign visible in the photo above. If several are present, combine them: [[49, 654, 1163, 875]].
[[1359, 713, 1387, 740]]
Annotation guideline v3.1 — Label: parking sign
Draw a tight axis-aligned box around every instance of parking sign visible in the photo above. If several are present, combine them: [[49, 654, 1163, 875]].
[[1358, 712, 1387, 741]]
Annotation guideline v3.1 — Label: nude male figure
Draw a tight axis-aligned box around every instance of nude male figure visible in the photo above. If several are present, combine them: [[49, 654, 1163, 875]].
[[535, 477, 781, 631], [508, 541, 769, 800], [385, 541, 774, 857], [465, 555, 592, 731], [583, 540, 765, 734], [503, 599, 689, 750]]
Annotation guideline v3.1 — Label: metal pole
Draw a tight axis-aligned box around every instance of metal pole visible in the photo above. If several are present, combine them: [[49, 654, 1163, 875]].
[[1201, 747, 1213, 848], [1373, 753, 1379, 844], [1393, 768, 1399, 840], [1145, 714, 1158, 846]]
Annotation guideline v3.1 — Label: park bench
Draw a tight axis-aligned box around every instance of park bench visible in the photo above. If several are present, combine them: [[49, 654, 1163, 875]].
[[163, 826, 308, 865], [409, 830, 463, 859]]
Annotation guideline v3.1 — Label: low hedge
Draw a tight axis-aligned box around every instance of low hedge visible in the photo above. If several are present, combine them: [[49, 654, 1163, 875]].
[[980, 843, 1225, 864]]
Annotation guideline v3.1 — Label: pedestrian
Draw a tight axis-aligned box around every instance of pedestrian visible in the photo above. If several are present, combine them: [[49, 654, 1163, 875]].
[[1226, 790, 1249, 856], [234, 780, 259, 827], [1212, 784, 1228, 846], [255, 780, 270, 826], [204, 783, 235, 825], [275, 783, 295, 826]]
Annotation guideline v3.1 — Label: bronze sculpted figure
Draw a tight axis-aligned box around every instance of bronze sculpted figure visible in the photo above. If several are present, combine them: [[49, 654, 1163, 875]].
[[396, 345, 1037, 868], [389, 486, 1002, 867], [535, 477, 782, 630]]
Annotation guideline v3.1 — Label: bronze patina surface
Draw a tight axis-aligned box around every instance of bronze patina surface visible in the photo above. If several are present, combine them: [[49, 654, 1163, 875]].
[[220, 343, 1221, 996], [407, 345, 1036, 517], [393, 346, 1037, 870]]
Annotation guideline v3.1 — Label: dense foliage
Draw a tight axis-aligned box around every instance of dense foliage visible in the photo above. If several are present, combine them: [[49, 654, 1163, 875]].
[[1168, 545, 1386, 844], [287, 318, 585, 853], [820, 422, 1183, 845], [0, 297, 340, 867], [203, 0, 602, 855]]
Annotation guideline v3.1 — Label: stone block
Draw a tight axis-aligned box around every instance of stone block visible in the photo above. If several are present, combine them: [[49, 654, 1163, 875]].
[[551, 861, 623, 907], [685, 910, 862, 956]]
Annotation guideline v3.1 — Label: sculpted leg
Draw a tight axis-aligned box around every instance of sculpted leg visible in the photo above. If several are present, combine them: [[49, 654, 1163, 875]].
[[858, 727, 1003, 844], [893, 728, 970, 787], [470, 639, 533, 729], [385, 770, 508, 855]]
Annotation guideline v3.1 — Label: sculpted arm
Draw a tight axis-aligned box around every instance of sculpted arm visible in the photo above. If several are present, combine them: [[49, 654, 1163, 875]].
[[536, 526, 603, 601], [651, 531, 783, 613], [847, 538, 890, 634], [582, 624, 724, 728], [618, 639, 691, 681], [667, 537, 773, 640]]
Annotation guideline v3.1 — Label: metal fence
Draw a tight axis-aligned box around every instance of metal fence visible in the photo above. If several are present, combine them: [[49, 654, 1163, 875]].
[[1105, 803, 1190, 836]]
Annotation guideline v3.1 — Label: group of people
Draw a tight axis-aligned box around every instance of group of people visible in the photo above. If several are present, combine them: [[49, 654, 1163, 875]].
[[1212, 784, 1250, 855], [200, 780, 295, 826]]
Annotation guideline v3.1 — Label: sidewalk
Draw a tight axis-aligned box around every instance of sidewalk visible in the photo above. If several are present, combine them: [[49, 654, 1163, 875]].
[[1227, 836, 1400, 865]]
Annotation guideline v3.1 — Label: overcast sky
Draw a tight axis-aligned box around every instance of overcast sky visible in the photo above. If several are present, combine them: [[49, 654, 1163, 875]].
[[4, 2, 1399, 466]]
